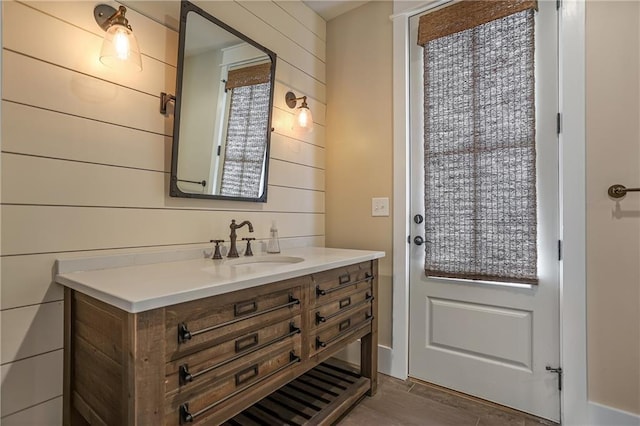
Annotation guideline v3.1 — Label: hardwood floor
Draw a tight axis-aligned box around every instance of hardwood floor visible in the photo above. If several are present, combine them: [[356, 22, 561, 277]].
[[338, 374, 559, 426]]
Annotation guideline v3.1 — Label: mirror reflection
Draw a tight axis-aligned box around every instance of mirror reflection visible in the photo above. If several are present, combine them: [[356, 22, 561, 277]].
[[170, 2, 276, 201]]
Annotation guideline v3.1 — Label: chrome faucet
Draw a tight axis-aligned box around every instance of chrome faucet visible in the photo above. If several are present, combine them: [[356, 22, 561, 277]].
[[228, 219, 254, 258]]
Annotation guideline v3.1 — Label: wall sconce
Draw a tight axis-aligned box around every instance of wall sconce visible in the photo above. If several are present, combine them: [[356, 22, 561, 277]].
[[94, 4, 142, 71], [285, 91, 313, 132]]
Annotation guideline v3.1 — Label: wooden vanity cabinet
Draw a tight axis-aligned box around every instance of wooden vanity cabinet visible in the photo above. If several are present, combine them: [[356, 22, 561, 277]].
[[64, 260, 378, 426]]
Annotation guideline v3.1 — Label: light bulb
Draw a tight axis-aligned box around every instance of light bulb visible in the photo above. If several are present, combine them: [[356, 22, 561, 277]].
[[297, 108, 311, 128], [100, 23, 142, 71], [112, 27, 131, 60], [285, 92, 313, 133], [293, 105, 313, 132]]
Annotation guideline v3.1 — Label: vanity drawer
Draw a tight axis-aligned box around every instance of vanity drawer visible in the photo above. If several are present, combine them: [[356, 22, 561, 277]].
[[165, 285, 302, 360], [165, 315, 301, 392], [311, 305, 373, 355], [166, 340, 302, 426], [311, 287, 373, 330], [312, 261, 373, 305]]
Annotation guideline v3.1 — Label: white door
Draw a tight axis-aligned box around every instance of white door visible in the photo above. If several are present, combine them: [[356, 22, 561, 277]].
[[408, 1, 560, 422]]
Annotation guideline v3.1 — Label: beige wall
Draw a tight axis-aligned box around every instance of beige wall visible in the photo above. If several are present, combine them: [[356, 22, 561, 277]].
[[0, 0, 326, 422], [586, 1, 640, 415], [325, 1, 394, 347]]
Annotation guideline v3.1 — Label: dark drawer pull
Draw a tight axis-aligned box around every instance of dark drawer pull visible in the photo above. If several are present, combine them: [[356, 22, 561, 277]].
[[235, 333, 259, 353], [316, 274, 374, 296], [315, 294, 374, 325], [315, 314, 374, 349], [177, 294, 300, 344], [339, 319, 351, 331], [339, 297, 351, 308], [234, 300, 258, 317], [235, 364, 259, 386], [178, 322, 301, 386], [339, 273, 351, 284], [178, 351, 301, 423]]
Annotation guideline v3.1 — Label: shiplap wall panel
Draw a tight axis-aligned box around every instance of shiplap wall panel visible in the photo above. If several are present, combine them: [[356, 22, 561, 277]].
[[269, 159, 325, 191], [24, 1, 179, 66], [4, 51, 170, 135], [271, 134, 326, 169], [274, 1, 326, 41], [2, 397, 62, 426], [4, 1, 176, 98], [194, 0, 325, 82], [1, 302, 63, 363], [238, 1, 326, 62], [2, 102, 170, 172], [1, 154, 324, 213], [266, 185, 325, 213], [3, 154, 324, 213], [2, 154, 166, 207], [120, 1, 181, 32], [276, 59, 326, 104], [0, 350, 64, 417], [2, 206, 324, 255], [2, 255, 66, 310], [1, 0, 326, 420]]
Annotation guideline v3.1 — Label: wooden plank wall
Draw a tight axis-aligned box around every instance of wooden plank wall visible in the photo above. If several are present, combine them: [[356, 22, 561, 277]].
[[0, 1, 326, 423]]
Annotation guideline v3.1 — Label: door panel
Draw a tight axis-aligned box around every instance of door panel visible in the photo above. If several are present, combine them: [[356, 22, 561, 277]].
[[428, 298, 533, 369], [408, 1, 560, 421]]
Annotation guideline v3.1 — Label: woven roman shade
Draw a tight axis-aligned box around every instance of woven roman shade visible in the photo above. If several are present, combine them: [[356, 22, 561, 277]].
[[225, 63, 271, 91], [220, 82, 270, 198], [421, 2, 538, 284], [417, 0, 537, 46]]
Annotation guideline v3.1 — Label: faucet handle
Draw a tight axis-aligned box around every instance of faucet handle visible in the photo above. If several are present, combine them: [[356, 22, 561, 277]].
[[242, 237, 255, 257], [210, 239, 224, 260]]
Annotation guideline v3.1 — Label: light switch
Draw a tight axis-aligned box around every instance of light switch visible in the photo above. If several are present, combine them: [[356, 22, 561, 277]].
[[372, 197, 390, 217]]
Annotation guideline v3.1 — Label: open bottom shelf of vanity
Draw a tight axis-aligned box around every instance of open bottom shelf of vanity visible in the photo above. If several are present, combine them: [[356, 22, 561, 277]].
[[223, 359, 369, 426]]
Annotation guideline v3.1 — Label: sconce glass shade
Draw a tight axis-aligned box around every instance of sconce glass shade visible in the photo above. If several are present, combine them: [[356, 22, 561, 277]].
[[94, 5, 142, 72], [284, 91, 313, 133], [293, 104, 313, 132], [100, 24, 142, 71]]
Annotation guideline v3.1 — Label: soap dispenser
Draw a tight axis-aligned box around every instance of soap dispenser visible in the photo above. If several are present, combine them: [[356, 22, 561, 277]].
[[266, 221, 281, 253]]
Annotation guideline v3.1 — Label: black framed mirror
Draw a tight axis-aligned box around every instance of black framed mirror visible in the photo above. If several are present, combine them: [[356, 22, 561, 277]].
[[170, 0, 276, 201]]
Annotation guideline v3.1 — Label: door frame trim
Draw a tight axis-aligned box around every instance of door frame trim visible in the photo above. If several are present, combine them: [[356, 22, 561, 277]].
[[390, 2, 587, 424]]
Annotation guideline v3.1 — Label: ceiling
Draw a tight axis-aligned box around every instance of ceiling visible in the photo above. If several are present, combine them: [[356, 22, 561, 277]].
[[303, 1, 370, 21]]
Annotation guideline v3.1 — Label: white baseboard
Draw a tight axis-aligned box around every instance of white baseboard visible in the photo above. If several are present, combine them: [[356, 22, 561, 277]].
[[332, 341, 393, 376], [588, 401, 640, 426]]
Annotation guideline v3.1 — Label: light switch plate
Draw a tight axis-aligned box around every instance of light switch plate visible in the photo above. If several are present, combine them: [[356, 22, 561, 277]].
[[372, 197, 390, 217]]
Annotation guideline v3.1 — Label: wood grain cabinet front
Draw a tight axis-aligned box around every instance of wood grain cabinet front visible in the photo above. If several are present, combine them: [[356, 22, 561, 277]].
[[64, 260, 378, 426]]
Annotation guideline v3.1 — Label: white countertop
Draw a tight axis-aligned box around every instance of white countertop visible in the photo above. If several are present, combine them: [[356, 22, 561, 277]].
[[56, 247, 384, 313]]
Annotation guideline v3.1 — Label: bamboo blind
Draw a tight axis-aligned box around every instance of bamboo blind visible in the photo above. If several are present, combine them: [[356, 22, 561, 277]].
[[220, 82, 270, 198], [421, 4, 538, 284], [418, 0, 537, 46], [225, 63, 271, 91]]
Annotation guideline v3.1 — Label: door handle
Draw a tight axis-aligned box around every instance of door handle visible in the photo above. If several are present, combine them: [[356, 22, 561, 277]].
[[414, 236, 424, 246]]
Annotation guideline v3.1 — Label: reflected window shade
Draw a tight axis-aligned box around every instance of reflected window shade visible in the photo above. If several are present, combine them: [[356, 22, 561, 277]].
[[220, 82, 270, 198], [225, 63, 271, 91], [422, 9, 538, 284]]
